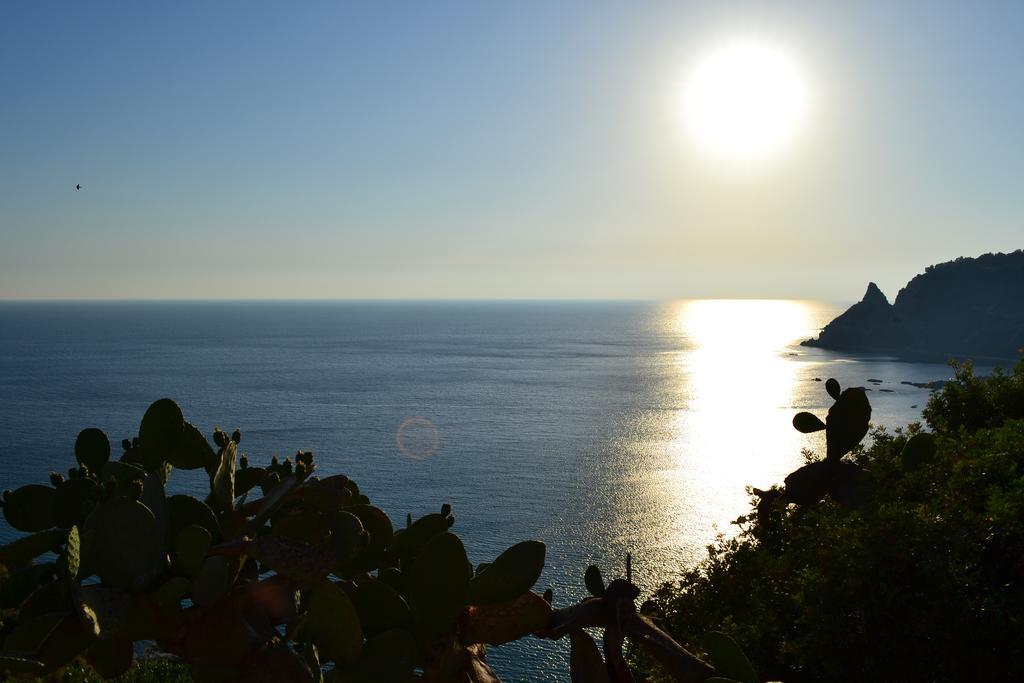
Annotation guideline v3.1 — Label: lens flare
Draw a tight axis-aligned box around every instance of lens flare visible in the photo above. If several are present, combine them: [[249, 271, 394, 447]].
[[396, 416, 440, 460]]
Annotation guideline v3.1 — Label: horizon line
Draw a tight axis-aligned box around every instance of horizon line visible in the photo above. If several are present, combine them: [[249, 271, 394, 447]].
[[0, 296, 838, 304]]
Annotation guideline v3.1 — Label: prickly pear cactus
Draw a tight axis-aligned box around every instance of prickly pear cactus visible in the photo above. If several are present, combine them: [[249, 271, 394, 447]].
[[785, 379, 875, 506], [0, 398, 559, 682]]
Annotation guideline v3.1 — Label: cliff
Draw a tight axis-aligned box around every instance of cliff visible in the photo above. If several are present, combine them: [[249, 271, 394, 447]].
[[803, 251, 1024, 360]]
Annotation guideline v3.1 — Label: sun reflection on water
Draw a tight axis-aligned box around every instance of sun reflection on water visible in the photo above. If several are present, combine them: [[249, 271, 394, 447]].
[[641, 300, 817, 573]]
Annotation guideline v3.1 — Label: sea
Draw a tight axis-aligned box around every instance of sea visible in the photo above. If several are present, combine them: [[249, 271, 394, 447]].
[[0, 300, 993, 681]]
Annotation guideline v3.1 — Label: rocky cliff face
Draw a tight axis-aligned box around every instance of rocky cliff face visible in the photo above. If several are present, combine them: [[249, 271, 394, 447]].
[[803, 251, 1024, 360]]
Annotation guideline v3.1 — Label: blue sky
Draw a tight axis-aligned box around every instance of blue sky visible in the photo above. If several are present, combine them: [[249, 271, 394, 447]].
[[2, 1, 1022, 300]]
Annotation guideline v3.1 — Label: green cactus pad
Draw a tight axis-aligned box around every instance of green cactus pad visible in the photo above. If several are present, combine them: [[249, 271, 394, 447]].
[[825, 378, 841, 400], [2, 611, 63, 653], [51, 478, 99, 529], [141, 472, 169, 550], [174, 525, 212, 578], [570, 629, 610, 683], [389, 512, 451, 558], [407, 532, 471, 638], [351, 578, 413, 637], [38, 614, 93, 671], [192, 555, 230, 607], [75, 428, 111, 473], [377, 567, 406, 596], [3, 485, 56, 533], [825, 388, 871, 461], [792, 411, 826, 433], [298, 581, 363, 665], [99, 460, 147, 498], [271, 510, 330, 547], [0, 563, 56, 609], [830, 461, 874, 507], [235, 465, 267, 498], [250, 474, 302, 528], [18, 579, 68, 621], [298, 475, 353, 513], [783, 461, 832, 505], [155, 576, 193, 606], [467, 540, 546, 605], [207, 440, 237, 512], [901, 432, 937, 471], [584, 564, 605, 597], [253, 535, 335, 583], [0, 528, 67, 568], [167, 421, 216, 470], [168, 494, 221, 544], [57, 525, 80, 589], [82, 496, 166, 591], [330, 511, 367, 565], [138, 398, 185, 470], [464, 591, 551, 645], [345, 504, 394, 554], [339, 628, 417, 682], [704, 631, 758, 683]]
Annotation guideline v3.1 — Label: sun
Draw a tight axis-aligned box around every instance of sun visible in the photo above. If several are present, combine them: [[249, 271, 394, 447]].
[[681, 39, 810, 164]]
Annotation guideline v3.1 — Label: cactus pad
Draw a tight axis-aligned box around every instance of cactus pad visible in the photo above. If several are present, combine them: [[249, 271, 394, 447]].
[[3, 485, 56, 533], [467, 540, 546, 605], [297, 580, 363, 664], [138, 398, 186, 471], [82, 497, 166, 592], [407, 532, 471, 638], [75, 428, 111, 473]]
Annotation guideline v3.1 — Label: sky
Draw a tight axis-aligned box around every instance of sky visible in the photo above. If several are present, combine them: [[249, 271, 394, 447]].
[[1, 1, 1022, 301]]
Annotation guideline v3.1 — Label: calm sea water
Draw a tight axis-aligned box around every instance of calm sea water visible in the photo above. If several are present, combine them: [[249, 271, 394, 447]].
[[0, 300, 985, 680]]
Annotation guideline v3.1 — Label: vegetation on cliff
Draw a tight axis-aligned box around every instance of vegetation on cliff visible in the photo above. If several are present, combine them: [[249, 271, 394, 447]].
[[640, 356, 1024, 681]]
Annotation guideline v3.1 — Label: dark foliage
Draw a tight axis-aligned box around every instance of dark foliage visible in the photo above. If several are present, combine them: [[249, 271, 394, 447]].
[[641, 357, 1024, 682]]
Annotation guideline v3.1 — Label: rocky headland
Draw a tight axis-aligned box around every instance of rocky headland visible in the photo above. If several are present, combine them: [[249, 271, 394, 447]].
[[803, 251, 1024, 360]]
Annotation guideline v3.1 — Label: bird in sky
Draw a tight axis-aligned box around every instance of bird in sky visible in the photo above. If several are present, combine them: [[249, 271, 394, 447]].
[[75, 184, 82, 190]]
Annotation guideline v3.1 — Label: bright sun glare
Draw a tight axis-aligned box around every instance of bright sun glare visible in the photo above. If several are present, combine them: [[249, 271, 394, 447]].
[[681, 39, 810, 164]]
